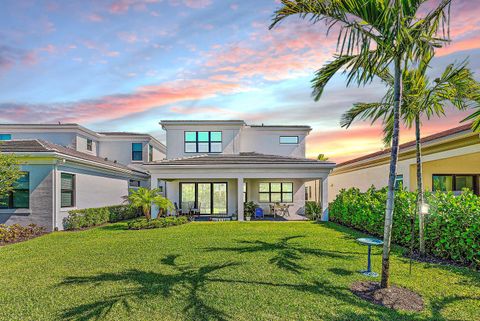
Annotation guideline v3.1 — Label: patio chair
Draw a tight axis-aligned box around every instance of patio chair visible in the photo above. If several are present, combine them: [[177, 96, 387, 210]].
[[173, 202, 182, 216]]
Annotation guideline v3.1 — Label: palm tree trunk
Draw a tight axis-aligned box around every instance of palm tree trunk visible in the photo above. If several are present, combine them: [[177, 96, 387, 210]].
[[415, 115, 425, 255], [381, 56, 402, 289]]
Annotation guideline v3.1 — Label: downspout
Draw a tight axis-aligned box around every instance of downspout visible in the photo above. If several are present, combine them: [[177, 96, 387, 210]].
[[52, 162, 57, 231]]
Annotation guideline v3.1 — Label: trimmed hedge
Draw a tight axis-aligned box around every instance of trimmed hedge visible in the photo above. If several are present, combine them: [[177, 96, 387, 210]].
[[63, 205, 140, 230], [329, 187, 480, 268], [0, 224, 45, 244], [127, 216, 189, 230]]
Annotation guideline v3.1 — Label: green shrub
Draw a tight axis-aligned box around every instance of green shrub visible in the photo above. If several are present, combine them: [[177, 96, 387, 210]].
[[329, 187, 480, 268], [63, 205, 140, 230], [305, 201, 322, 221], [127, 216, 189, 230], [0, 224, 45, 244], [244, 201, 258, 218]]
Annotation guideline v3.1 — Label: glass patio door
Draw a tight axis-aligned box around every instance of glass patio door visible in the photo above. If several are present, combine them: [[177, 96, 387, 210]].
[[197, 183, 212, 214], [213, 183, 227, 214], [180, 182, 227, 214]]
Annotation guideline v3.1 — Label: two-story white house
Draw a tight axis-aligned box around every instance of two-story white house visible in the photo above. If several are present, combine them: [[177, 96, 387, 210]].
[[0, 123, 166, 230], [145, 120, 335, 221]]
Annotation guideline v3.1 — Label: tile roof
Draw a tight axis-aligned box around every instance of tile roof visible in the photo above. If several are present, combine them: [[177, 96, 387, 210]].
[[99, 132, 148, 136], [0, 140, 148, 176], [337, 123, 474, 167], [144, 152, 335, 166]]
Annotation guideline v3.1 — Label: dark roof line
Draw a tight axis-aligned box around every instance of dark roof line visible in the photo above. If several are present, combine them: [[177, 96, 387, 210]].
[[144, 152, 335, 166], [337, 123, 474, 167], [0, 139, 148, 176]]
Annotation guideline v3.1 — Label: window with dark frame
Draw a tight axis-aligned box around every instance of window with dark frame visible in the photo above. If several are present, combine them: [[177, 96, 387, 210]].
[[258, 182, 293, 203], [184, 131, 222, 153], [394, 174, 404, 190], [0, 172, 29, 209], [132, 143, 143, 161], [433, 174, 478, 194], [61, 173, 75, 208], [180, 182, 228, 214], [279, 136, 299, 144], [87, 139, 93, 151], [243, 182, 247, 202], [129, 180, 141, 187]]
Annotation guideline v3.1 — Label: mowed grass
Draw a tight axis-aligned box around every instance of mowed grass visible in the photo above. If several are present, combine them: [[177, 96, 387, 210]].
[[0, 222, 478, 321]]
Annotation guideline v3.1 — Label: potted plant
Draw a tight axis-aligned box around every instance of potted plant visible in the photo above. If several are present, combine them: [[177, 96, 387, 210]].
[[244, 201, 258, 221]]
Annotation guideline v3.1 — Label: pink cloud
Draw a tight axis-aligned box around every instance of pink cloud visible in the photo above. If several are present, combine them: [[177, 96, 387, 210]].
[[109, 0, 160, 14], [170, 0, 212, 9], [203, 22, 337, 82], [86, 13, 103, 22], [0, 45, 37, 72], [0, 78, 247, 123]]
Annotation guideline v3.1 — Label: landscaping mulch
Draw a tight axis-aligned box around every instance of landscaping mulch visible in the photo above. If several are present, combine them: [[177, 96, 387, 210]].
[[350, 281, 424, 312], [0, 232, 48, 247]]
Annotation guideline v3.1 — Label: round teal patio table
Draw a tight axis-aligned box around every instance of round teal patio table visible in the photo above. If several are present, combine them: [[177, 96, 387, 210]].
[[356, 237, 384, 277]]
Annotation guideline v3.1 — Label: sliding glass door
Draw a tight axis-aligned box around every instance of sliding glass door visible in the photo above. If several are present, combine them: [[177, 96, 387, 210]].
[[180, 182, 228, 214]]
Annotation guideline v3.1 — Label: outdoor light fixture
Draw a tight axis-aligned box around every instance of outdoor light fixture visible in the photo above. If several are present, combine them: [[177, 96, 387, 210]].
[[420, 203, 430, 215]]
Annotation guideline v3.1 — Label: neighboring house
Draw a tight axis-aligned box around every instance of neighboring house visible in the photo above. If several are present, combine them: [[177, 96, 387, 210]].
[[0, 124, 166, 231], [145, 120, 335, 221], [328, 124, 480, 203]]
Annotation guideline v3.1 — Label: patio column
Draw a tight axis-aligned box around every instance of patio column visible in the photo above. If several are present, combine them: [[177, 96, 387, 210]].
[[151, 176, 159, 219], [321, 178, 329, 221], [237, 177, 244, 221]]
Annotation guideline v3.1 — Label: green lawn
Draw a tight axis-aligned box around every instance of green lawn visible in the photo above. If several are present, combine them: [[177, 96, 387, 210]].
[[0, 222, 478, 321]]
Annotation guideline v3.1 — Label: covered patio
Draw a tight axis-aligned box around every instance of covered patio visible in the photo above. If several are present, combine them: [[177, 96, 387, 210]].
[[144, 153, 335, 221]]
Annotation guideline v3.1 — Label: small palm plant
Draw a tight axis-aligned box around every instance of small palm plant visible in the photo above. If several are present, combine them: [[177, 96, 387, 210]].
[[126, 188, 174, 221]]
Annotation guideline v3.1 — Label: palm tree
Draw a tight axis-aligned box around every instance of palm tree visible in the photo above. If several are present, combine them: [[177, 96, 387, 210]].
[[270, 0, 452, 288], [317, 153, 329, 161], [126, 188, 174, 221], [341, 58, 480, 255]]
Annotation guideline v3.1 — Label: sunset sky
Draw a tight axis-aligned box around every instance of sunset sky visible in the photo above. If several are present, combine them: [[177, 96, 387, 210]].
[[1, 0, 479, 162]]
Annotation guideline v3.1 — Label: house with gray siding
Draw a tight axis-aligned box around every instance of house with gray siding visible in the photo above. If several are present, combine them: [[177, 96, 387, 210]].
[[0, 124, 165, 231]]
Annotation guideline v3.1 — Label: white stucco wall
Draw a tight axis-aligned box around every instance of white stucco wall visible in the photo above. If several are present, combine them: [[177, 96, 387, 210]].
[[76, 135, 98, 156], [164, 124, 242, 159], [6, 131, 77, 148], [98, 140, 149, 167], [240, 127, 308, 158], [55, 165, 131, 229]]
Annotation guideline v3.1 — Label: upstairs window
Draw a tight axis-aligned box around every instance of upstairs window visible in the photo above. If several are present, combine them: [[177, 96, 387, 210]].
[[184, 131, 222, 153], [280, 136, 299, 144], [86, 139, 93, 151], [0, 134, 12, 141], [132, 143, 143, 161], [0, 172, 29, 209], [61, 173, 75, 208]]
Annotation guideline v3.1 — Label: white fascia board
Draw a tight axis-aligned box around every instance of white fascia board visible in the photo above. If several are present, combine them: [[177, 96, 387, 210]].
[[9, 151, 149, 179]]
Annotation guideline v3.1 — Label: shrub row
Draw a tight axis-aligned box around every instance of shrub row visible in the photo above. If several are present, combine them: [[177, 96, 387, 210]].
[[329, 187, 480, 268], [63, 205, 140, 230], [0, 224, 45, 244], [127, 216, 189, 230]]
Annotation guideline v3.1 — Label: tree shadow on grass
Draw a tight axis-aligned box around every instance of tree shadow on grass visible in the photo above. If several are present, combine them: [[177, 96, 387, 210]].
[[205, 235, 355, 274], [429, 294, 480, 321], [59, 255, 238, 321], [58, 253, 463, 321]]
